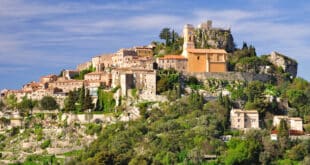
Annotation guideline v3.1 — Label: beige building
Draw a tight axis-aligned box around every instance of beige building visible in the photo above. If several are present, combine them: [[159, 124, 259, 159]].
[[157, 55, 187, 72], [22, 81, 44, 92], [40, 74, 58, 84], [112, 48, 138, 67], [134, 46, 153, 57], [112, 68, 156, 98], [50, 80, 84, 93], [91, 54, 114, 72], [84, 71, 112, 87], [230, 109, 259, 130], [77, 61, 92, 71], [273, 116, 303, 131], [62, 70, 79, 80]]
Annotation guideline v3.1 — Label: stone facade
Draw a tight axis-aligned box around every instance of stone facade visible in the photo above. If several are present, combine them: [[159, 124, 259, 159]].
[[268, 51, 298, 78], [273, 116, 303, 131], [112, 68, 156, 98], [112, 48, 138, 67], [50, 80, 84, 93], [63, 70, 79, 80], [184, 72, 274, 82], [84, 71, 112, 87], [92, 54, 113, 72], [230, 109, 259, 130], [157, 55, 187, 72], [182, 24, 195, 58], [40, 74, 58, 84], [134, 46, 153, 57], [77, 61, 92, 71]]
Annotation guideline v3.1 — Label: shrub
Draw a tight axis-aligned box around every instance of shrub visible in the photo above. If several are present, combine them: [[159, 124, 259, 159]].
[[40, 139, 51, 149]]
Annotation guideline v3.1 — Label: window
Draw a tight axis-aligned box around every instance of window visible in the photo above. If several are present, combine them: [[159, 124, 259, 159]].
[[197, 56, 200, 60]]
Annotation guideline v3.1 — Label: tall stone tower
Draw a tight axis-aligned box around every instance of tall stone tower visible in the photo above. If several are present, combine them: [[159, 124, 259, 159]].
[[182, 24, 195, 58]]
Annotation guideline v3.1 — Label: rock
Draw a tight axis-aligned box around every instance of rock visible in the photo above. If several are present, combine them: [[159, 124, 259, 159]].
[[268, 51, 298, 78]]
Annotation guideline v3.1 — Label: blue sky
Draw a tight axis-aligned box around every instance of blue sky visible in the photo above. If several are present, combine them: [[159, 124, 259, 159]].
[[1, 0, 309, 89]]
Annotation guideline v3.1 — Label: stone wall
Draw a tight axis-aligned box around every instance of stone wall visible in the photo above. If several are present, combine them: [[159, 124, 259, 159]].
[[184, 72, 274, 82]]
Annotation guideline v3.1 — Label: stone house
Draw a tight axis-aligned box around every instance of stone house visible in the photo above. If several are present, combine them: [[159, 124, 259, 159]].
[[50, 80, 84, 93], [92, 54, 114, 72], [273, 115, 303, 131], [157, 55, 187, 72], [77, 61, 92, 71], [230, 109, 259, 130], [62, 70, 79, 80], [22, 81, 44, 92], [134, 46, 153, 57], [111, 68, 156, 98], [40, 74, 58, 84], [112, 48, 138, 67], [84, 71, 112, 87]]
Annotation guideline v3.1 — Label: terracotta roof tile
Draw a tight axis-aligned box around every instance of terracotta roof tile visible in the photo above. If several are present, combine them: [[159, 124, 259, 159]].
[[159, 55, 187, 60]]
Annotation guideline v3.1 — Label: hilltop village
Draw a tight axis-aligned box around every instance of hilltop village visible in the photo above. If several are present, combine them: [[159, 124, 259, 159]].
[[0, 21, 309, 164]]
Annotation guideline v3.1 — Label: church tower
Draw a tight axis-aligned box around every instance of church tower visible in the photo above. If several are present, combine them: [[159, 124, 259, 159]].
[[182, 24, 195, 58]]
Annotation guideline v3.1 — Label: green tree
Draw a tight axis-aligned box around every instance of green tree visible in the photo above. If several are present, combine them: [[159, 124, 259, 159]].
[[64, 91, 77, 112], [83, 89, 93, 111], [0, 100, 4, 110], [79, 85, 85, 110], [5, 94, 17, 110], [244, 81, 265, 102], [159, 28, 171, 46], [18, 96, 35, 115], [40, 96, 58, 110], [278, 119, 290, 153]]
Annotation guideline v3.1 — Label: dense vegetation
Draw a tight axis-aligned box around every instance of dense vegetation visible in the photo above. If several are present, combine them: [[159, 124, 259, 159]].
[[69, 89, 310, 164]]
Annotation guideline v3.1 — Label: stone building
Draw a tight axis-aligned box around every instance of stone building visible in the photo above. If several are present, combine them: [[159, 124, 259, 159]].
[[63, 70, 79, 80], [22, 81, 44, 92], [84, 71, 112, 86], [50, 80, 84, 93], [273, 116, 303, 131], [92, 54, 114, 72], [112, 48, 138, 67], [157, 55, 187, 72], [134, 46, 153, 57], [112, 68, 156, 98], [230, 109, 259, 130], [77, 61, 92, 71], [40, 74, 58, 84]]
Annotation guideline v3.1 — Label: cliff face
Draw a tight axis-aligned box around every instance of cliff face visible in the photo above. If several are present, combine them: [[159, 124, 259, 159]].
[[267, 51, 298, 78], [194, 28, 235, 52]]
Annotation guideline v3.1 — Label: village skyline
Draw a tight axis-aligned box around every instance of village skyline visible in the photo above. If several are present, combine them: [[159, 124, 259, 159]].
[[1, 0, 310, 89]]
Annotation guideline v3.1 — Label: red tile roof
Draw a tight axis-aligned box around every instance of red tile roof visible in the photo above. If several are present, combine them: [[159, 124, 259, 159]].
[[159, 55, 187, 60]]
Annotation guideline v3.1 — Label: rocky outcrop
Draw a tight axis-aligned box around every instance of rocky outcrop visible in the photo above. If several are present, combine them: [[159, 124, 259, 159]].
[[194, 28, 235, 52], [267, 51, 298, 78]]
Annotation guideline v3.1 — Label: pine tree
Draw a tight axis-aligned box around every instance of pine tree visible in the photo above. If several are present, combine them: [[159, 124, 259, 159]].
[[79, 84, 85, 111], [83, 89, 93, 111], [65, 91, 76, 112]]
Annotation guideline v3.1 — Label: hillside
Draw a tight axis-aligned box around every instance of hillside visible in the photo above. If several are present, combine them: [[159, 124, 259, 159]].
[[0, 20, 309, 165]]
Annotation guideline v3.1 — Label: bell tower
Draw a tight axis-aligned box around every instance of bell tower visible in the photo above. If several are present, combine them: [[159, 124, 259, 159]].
[[182, 24, 195, 58]]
